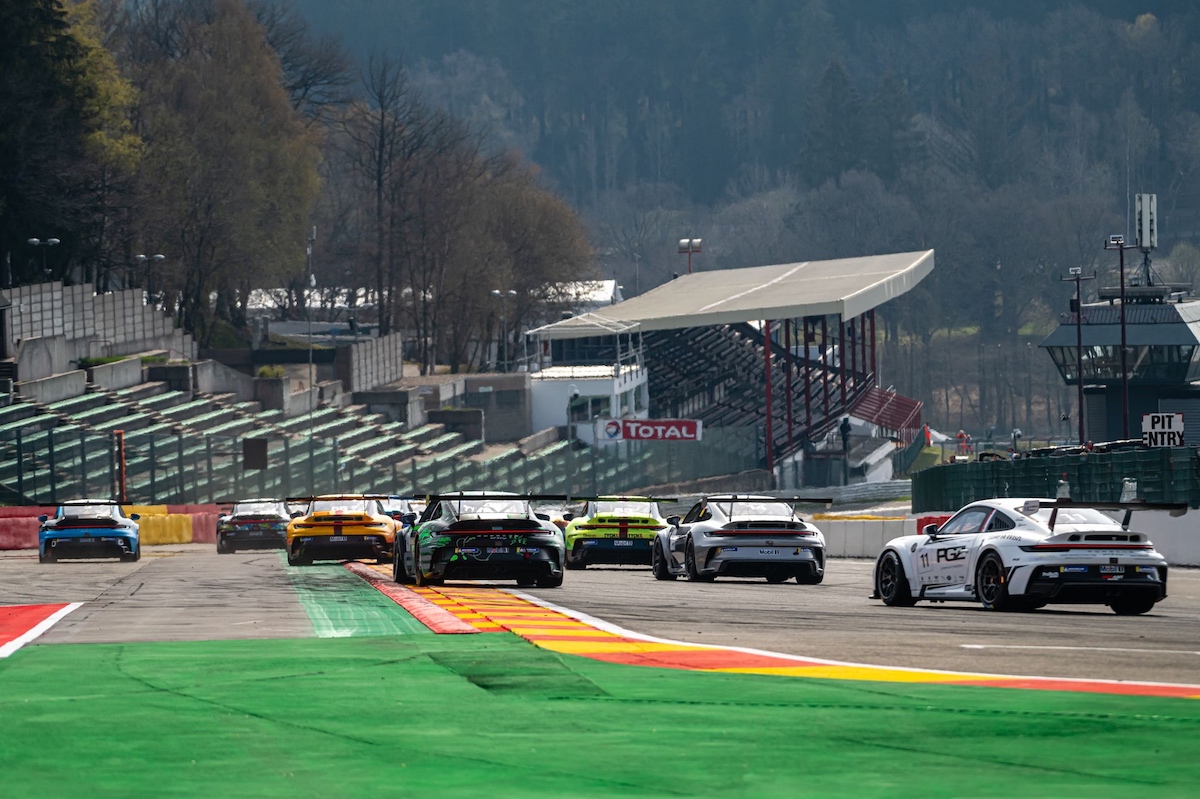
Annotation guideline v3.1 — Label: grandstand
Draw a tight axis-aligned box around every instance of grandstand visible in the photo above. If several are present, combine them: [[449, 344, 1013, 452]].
[[529, 250, 933, 476]]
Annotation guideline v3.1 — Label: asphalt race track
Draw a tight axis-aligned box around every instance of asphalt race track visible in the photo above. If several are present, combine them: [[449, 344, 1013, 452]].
[[3, 545, 1198, 684]]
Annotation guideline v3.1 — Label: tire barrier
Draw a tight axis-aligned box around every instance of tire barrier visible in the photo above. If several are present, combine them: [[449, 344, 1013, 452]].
[[0, 504, 224, 550]]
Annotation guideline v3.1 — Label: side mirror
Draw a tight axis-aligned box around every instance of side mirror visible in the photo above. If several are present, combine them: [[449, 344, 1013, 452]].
[[922, 523, 939, 537], [535, 512, 550, 522], [400, 513, 417, 525], [37, 515, 48, 522], [130, 513, 141, 521], [562, 512, 574, 521], [666, 515, 681, 527]]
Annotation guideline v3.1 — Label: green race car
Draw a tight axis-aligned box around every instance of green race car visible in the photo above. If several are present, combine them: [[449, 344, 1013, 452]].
[[563, 496, 668, 569]]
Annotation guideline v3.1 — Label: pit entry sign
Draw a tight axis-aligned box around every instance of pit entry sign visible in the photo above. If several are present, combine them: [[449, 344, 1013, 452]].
[[1142, 413, 1185, 447]]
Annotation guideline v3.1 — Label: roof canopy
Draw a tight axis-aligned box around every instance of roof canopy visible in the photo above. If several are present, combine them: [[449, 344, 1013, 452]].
[[527, 250, 934, 340]]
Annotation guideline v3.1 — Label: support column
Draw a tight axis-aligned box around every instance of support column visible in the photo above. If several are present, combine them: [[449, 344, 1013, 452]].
[[821, 317, 830, 421], [784, 319, 794, 453], [850, 317, 858, 396], [764, 320, 774, 472], [803, 318, 813, 435], [839, 316, 847, 409], [869, 309, 877, 383]]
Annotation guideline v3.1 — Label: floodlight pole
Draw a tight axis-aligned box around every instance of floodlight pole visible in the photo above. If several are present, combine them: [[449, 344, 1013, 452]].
[[1060, 269, 1096, 445], [763, 320, 774, 473], [306, 227, 316, 483], [677, 238, 701, 274], [1104, 236, 1137, 439]]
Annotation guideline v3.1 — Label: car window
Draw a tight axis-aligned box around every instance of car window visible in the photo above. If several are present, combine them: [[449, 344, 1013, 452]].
[[682, 503, 703, 524], [60, 504, 121, 518], [311, 499, 373, 514], [939, 508, 990, 535], [595, 501, 657, 516], [232, 501, 286, 516], [986, 512, 1015, 531]]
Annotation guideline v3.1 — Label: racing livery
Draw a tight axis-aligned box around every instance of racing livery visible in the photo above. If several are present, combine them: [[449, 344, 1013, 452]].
[[873, 498, 1183, 615], [563, 496, 668, 568], [653, 494, 827, 583], [395, 492, 566, 588], [285, 495, 397, 566], [38, 500, 141, 563], [217, 498, 290, 553]]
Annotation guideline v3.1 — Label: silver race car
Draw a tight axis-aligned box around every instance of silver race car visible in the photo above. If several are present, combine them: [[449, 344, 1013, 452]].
[[873, 498, 1184, 615], [652, 494, 827, 584]]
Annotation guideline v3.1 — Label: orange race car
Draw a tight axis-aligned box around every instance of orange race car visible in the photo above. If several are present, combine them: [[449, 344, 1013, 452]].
[[285, 494, 397, 566]]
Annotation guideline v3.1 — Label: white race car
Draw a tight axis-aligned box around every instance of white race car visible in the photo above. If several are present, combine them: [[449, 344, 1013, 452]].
[[873, 498, 1184, 615]]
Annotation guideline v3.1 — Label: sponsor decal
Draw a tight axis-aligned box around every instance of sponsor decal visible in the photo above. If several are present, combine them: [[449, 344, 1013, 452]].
[[719, 547, 738, 553], [1099, 565, 1125, 574], [759, 549, 781, 555], [456, 547, 481, 555], [582, 540, 598, 546], [936, 546, 967, 562], [1060, 565, 1088, 573], [1136, 566, 1159, 574], [1042, 571, 1059, 579], [598, 418, 703, 441]]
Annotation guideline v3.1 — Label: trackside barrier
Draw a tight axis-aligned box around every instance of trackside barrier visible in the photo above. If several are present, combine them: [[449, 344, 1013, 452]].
[[0, 505, 223, 550]]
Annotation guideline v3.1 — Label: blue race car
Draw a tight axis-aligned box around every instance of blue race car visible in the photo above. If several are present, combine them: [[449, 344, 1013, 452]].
[[38, 500, 141, 563]]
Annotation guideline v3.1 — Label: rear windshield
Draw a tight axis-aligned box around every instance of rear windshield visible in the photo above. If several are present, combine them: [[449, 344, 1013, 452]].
[[1031, 507, 1122, 527], [60, 504, 121, 518], [595, 501, 658, 517], [310, 500, 378, 514], [233, 502, 286, 516], [720, 501, 795, 519], [453, 499, 528, 516]]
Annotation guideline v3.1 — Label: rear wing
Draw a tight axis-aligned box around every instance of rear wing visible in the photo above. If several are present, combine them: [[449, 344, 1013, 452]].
[[701, 495, 835, 522], [1041, 499, 1188, 530]]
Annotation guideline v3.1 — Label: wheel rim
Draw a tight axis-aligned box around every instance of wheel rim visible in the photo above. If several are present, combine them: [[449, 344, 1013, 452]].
[[879, 554, 898, 601], [979, 558, 1001, 604], [652, 543, 661, 573]]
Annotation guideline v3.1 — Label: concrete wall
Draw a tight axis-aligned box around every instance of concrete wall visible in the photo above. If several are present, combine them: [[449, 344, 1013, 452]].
[[1124, 513, 1200, 567], [352, 387, 426, 427], [336, 332, 404, 392], [5, 281, 197, 366], [428, 408, 484, 441], [146, 363, 193, 393], [464, 373, 532, 442], [14, 335, 70, 381], [15, 370, 86, 403], [194, 359, 255, 401], [87, 357, 143, 391]]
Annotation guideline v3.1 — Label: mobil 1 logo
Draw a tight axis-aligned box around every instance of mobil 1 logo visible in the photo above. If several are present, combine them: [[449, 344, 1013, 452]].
[[1142, 413, 1186, 447]]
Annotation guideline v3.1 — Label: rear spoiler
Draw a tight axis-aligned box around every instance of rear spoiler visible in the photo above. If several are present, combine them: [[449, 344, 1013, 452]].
[[1043, 499, 1188, 530], [285, 494, 390, 504]]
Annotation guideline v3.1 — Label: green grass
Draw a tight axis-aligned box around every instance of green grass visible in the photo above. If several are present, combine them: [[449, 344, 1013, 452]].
[[2, 634, 1198, 798]]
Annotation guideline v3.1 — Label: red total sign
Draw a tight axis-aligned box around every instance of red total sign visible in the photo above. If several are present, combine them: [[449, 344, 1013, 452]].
[[604, 419, 702, 441]]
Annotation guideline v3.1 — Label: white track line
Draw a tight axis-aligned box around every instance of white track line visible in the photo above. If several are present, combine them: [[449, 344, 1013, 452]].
[[507, 589, 1200, 692], [963, 644, 1200, 655], [0, 603, 83, 658]]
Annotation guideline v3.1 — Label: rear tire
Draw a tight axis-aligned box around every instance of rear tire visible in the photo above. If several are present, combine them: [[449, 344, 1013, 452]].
[[564, 549, 586, 570], [535, 572, 563, 588], [795, 566, 824, 585], [393, 544, 414, 584], [652, 540, 677, 581], [685, 539, 715, 582], [39, 548, 56, 564], [976, 552, 1011, 611], [1110, 595, 1157, 615], [876, 550, 917, 606], [217, 537, 232, 554], [516, 576, 536, 587], [765, 569, 789, 584], [121, 546, 140, 563], [287, 548, 312, 567]]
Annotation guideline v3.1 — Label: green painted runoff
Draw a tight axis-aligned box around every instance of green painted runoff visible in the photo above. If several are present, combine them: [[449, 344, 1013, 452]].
[[2, 634, 1198, 798]]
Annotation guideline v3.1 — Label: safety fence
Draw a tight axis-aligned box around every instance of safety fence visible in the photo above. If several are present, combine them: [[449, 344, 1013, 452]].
[[0, 426, 763, 507], [912, 447, 1200, 512], [0, 504, 219, 550]]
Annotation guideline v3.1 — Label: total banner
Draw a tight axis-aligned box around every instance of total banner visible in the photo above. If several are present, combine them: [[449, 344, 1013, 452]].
[[596, 418, 703, 441]]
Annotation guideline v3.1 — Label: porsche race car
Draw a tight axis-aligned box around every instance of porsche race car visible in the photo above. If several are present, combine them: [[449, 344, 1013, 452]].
[[563, 496, 669, 568], [872, 498, 1184, 615], [38, 499, 141, 563], [217, 498, 290, 553], [285, 495, 398, 566], [653, 494, 827, 583], [394, 491, 566, 587]]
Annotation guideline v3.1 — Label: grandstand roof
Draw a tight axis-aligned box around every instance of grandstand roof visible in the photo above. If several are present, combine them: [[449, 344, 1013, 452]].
[[527, 250, 934, 340]]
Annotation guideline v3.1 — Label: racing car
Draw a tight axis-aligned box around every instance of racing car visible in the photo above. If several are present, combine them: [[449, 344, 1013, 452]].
[[38, 499, 141, 563], [652, 494, 828, 583], [563, 496, 669, 569], [394, 491, 566, 588], [285, 495, 398, 566], [872, 498, 1184, 615], [216, 498, 291, 553]]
